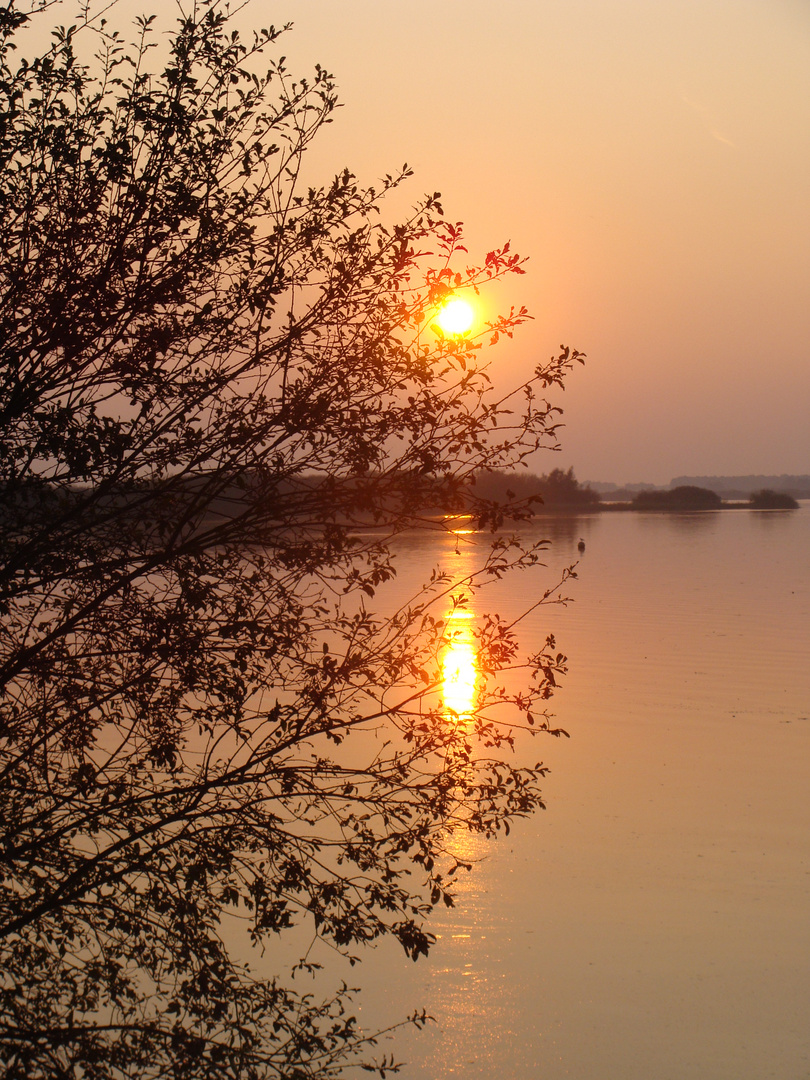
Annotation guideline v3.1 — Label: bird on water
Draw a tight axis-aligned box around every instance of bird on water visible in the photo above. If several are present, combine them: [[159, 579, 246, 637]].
[[577, 538, 586, 553]]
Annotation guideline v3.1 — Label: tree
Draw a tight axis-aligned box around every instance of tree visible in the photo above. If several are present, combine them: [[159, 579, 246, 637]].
[[0, 2, 582, 1076], [632, 485, 722, 511], [533, 467, 600, 508], [749, 489, 798, 510], [444, 466, 599, 511]]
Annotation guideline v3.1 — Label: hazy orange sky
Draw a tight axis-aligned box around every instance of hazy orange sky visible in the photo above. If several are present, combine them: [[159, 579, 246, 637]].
[[20, 0, 810, 484], [280, 0, 809, 485]]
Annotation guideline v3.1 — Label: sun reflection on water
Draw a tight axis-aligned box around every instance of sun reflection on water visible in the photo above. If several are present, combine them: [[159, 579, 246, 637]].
[[441, 608, 478, 721], [440, 520, 480, 722]]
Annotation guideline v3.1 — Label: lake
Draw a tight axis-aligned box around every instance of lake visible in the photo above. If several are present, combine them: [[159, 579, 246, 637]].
[[320, 503, 810, 1079]]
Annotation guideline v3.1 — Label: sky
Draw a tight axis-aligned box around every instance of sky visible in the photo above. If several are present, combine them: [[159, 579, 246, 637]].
[[275, 0, 810, 485], [17, 0, 810, 484]]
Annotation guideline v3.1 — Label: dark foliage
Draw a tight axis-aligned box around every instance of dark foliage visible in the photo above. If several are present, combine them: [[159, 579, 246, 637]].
[[0, 3, 582, 1076], [748, 489, 799, 510], [632, 485, 722, 511], [469, 467, 600, 511]]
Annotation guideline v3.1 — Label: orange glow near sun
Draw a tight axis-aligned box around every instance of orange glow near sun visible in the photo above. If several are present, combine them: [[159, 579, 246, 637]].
[[436, 296, 475, 336]]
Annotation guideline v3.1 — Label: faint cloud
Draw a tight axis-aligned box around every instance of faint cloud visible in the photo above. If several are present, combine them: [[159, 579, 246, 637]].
[[708, 127, 736, 148], [681, 94, 737, 148]]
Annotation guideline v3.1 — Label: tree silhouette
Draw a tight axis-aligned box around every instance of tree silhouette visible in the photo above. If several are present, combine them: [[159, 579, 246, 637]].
[[0, 3, 582, 1075], [632, 485, 722, 511], [749, 489, 799, 510]]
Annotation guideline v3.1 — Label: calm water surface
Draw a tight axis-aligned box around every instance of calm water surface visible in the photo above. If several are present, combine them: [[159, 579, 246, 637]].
[[334, 505, 810, 1079]]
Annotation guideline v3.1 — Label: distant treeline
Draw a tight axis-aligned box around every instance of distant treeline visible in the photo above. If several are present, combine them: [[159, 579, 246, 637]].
[[669, 474, 810, 498], [624, 485, 798, 511], [468, 467, 601, 509], [2, 472, 798, 533], [631, 485, 722, 510], [595, 474, 810, 500], [463, 473, 798, 512]]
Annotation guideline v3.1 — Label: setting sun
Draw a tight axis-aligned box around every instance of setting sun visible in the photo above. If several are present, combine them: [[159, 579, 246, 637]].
[[435, 296, 475, 336]]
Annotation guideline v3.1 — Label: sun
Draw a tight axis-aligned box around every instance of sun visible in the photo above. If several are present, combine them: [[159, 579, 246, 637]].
[[435, 296, 475, 336]]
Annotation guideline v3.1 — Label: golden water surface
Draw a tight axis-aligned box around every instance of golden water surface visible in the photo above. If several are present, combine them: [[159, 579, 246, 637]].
[[347, 505, 810, 1080]]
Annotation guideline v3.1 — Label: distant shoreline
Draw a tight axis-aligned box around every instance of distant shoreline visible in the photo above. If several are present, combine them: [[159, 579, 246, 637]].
[[592, 499, 798, 513], [522, 500, 803, 515]]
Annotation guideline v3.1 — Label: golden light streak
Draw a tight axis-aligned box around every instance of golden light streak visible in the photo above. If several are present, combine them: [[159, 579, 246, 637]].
[[441, 608, 478, 721]]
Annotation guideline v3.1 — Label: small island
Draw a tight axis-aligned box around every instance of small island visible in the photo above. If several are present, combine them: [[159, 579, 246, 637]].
[[747, 488, 801, 510]]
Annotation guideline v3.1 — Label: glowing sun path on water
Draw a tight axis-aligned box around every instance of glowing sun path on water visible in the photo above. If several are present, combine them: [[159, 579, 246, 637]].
[[441, 608, 478, 721]]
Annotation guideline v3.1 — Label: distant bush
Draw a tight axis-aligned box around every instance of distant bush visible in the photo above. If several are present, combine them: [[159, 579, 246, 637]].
[[471, 467, 600, 509], [537, 467, 601, 506], [632, 485, 722, 511], [749, 489, 799, 509]]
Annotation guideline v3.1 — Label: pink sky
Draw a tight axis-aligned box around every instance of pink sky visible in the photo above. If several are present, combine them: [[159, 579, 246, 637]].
[[281, 0, 810, 484]]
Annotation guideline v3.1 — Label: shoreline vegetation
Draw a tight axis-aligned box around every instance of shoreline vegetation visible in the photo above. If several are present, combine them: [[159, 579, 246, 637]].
[[3, 468, 802, 531], [462, 468, 802, 513], [598, 489, 800, 512]]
